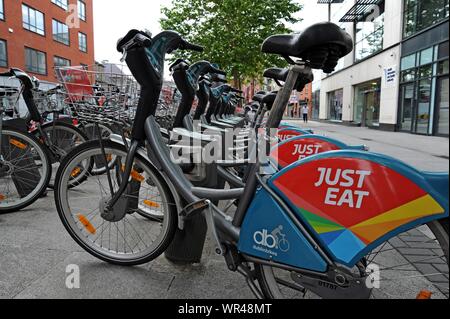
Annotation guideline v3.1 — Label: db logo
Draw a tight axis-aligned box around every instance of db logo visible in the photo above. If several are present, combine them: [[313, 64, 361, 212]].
[[254, 226, 290, 252], [254, 229, 277, 249]]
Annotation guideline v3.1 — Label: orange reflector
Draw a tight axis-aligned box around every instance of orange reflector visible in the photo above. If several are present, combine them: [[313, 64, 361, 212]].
[[143, 200, 160, 208], [416, 290, 432, 299], [71, 167, 81, 177], [77, 214, 96, 235], [0, 194, 5, 201], [10, 139, 27, 150], [106, 154, 112, 162], [121, 165, 145, 183]]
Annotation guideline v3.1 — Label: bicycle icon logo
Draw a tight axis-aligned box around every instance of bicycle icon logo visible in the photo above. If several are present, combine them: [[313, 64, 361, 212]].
[[253, 225, 290, 253]]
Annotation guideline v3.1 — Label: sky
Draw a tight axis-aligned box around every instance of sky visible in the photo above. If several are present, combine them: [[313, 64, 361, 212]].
[[93, 0, 329, 75]]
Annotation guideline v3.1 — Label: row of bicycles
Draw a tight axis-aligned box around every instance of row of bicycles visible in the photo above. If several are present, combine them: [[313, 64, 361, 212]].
[[0, 22, 449, 299]]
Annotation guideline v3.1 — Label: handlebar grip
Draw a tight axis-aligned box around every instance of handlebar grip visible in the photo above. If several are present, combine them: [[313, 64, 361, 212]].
[[231, 88, 243, 94], [183, 41, 204, 52], [0, 70, 13, 77], [210, 66, 226, 76]]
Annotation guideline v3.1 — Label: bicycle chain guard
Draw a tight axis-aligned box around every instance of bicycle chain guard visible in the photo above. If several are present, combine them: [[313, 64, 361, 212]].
[[291, 270, 372, 299]]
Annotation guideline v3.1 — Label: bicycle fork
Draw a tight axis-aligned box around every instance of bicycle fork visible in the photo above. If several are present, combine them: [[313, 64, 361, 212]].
[[100, 134, 139, 222]]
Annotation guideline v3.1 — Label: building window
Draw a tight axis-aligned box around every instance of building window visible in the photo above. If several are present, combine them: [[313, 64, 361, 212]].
[[22, 4, 45, 36], [327, 89, 343, 121], [54, 56, 71, 68], [0, 39, 7, 67], [25, 47, 47, 75], [52, 19, 70, 45], [354, 1, 385, 61], [0, 0, 4, 20], [79, 32, 87, 52], [404, 0, 450, 38], [78, 0, 86, 21], [400, 42, 449, 135], [52, 0, 68, 10]]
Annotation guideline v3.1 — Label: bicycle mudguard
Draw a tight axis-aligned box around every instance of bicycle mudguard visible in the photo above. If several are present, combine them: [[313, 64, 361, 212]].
[[1, 133, 42, 198], [279, 123, 314, 134], [268, 150, 449, 267], [238, 186, 328, 272], [3, 118, 29, 132], [271, 135, 367, 169], [277, 127, 313, 142]]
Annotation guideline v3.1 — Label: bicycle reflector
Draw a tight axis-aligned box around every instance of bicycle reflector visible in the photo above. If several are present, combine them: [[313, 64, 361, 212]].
[[0, 194, 5, 201], [121, 165, 145, 183], [416, 290, 432, 299], [143, 200, 160, 208], [71, 167, 82, 178], [77, 214, 96, 235], [9, 139, 27, 150]]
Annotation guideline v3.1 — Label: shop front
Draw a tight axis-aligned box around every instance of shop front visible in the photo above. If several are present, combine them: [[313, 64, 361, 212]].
[[399, 35, 449, 136], [327, 89, 343, 121], [353, 79, 382, 127]]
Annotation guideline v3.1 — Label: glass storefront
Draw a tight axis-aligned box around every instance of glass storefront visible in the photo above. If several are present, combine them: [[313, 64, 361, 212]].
[[400, 41, 449, 135], [353, 79, 381, 127], [312, 89, 320, 120], [328, 89, 343, 121], [436, 77, 449, 135]]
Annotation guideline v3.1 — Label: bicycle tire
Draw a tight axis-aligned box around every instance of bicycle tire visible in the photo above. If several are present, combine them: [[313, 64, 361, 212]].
[[54, 140, 178, 266], [0, 127, 51, 214]]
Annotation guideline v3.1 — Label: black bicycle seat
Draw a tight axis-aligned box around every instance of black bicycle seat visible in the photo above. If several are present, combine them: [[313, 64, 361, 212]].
[[262, 22, 353, 73], [263, 68, 289, 82], [263, 67, 314, 92]]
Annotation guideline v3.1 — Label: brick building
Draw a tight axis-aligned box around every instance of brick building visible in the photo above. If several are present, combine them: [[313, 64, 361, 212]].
[[0, 0, 94, 83]]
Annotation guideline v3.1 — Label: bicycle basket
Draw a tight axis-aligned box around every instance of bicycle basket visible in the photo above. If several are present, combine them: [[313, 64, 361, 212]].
[[55, 64, 140, 127]]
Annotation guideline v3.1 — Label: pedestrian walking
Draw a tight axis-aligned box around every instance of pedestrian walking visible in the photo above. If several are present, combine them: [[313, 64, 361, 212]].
[[302, 105, 309, 124]]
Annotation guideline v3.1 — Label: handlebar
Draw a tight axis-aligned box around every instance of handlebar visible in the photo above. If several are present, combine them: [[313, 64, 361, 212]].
[[180, 40, 204, 52], [0, 70, 13, 77], [117, 30, 152, 52], [170, 58, 190, 71]]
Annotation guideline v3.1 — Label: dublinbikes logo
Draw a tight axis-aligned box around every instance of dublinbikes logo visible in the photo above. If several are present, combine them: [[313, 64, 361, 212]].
[[253, 225, 290, 256]]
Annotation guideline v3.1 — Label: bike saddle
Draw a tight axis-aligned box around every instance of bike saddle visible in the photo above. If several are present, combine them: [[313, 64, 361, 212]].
[[262, 22, 353, 73], [263, 92, 278, 110], [263, 68, 288, 82], [252, 93, 265, 104], [264, 67, 314, 92]]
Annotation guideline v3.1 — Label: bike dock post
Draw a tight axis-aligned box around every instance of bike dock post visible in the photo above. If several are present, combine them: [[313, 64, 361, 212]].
[[164, 163, 224, 264]]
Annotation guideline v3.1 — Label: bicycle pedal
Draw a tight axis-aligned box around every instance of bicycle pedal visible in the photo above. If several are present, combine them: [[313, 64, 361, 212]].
[[180, 199, 209, 220]]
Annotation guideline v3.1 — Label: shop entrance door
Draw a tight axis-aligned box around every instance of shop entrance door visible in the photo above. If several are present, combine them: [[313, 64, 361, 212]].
[[435, 76, 449, 136]]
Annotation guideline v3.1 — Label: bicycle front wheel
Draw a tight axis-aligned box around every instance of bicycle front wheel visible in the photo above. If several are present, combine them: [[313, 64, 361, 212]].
[[0, 127, 51, 213], [54, 140, 178, 265]]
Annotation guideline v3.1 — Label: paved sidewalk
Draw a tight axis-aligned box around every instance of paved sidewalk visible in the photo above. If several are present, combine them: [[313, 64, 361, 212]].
[[0, 121, 448, 299], [285, 120, 449, 171]]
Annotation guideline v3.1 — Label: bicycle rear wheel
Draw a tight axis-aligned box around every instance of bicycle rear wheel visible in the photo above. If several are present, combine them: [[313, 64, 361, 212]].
[[256, 219, 449, 299], [0, 127, 51, 213], [54, 140, 178, 265], [38, 121, 88, 189]]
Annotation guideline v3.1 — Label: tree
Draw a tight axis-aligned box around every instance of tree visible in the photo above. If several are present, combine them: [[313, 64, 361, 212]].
[[160, 0, 302, 89]]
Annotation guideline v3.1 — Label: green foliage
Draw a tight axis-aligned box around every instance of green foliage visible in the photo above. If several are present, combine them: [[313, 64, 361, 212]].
[[160, 0, 302, 87]]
